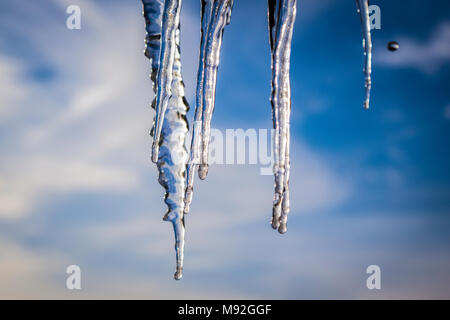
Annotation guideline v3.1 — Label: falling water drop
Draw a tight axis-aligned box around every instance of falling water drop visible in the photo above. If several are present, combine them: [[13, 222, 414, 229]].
[[387, 41, 399, 51]]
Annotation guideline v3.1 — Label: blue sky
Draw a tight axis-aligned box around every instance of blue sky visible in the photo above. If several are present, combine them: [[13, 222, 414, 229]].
[[0, 0, 449, 298]]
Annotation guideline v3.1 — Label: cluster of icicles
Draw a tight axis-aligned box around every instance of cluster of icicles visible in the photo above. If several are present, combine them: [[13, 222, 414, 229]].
[[141, 0, 372, 280]]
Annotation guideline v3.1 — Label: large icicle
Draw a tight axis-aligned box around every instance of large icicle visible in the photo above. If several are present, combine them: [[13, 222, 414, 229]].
[[268, 0, 296, 234], [151, 0, 184, 162], [356, 0, 372, 109], [184, 0, 233, 214], [142, 0, 189, 280]]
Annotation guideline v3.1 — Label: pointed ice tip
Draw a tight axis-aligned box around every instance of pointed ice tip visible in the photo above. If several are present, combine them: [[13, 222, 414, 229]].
[[363, 101, 370, 110], [183, 200, 191, 215], [174, 268, 183, 280], [198, 164, 208, 180], [272, 203, 282, 229], [278, 224, 287, 234], [151, 145, 159, 163], [271, 218, 280, 230]]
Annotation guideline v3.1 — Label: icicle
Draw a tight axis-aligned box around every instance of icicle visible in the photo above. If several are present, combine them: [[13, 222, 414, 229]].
[[268, 0, 296, 234], [151, 0, 184, 163], [184, 0, 233, 214], [356, 0, 372, 110], [199, 0, 233, 179], [142, 0, 189, 280], [387, 41, 399, 52]]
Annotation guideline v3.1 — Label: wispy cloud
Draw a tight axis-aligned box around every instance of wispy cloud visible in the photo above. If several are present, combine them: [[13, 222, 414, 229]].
[[375, 21, 450, 73], [0, 2, 148, 219], [0, 56, 31, 121]]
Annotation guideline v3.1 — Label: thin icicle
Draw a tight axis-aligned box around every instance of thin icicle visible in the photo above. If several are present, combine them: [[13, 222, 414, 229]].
[[356, 0, 372, 109], [184, 0, 233, 214], [199, 0, 233, 179], [152, 0, 184, 163], [268, 0, 296, 234], [142, 0, 189, 280]]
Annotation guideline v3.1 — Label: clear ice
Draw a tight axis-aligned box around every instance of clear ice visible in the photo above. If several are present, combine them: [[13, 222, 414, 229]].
[[185, 0, 233, 215], [356, 0, 372, 109], [268, 0, 296, 234], [141, 0, 373, 279], [142, 0, 189, 280]]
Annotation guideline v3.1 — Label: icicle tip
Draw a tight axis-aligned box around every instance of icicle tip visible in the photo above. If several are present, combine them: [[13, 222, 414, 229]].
[[278, 223, 287, 234], [174, 267, 183, 280], [198, 164, 208, 180], [363, 100, 370, 110], [151, 143, 160, 163]]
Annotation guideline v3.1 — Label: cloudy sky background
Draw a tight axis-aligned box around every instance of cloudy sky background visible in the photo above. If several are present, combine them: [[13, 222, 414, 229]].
[[0, 0, 449, 298]]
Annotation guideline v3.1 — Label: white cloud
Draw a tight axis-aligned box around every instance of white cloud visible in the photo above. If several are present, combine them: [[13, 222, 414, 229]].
[[0, 237, 66, 299], [0, 56, 31, 121], [0, 157, 138, 219], [375, 22, 450, 73], [0, 235, 251, 299], [0, 2, 151, 219]]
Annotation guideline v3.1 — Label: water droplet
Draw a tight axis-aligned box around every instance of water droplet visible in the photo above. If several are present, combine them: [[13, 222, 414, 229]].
[[387, 41, 399, 51]]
